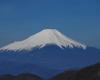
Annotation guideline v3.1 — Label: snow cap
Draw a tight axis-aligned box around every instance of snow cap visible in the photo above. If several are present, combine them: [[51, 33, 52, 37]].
[[0, 29, 87, 51]]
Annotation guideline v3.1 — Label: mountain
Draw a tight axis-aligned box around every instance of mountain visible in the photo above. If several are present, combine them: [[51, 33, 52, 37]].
[[50, 63, 100, 80], [0, 29, 100, 79]]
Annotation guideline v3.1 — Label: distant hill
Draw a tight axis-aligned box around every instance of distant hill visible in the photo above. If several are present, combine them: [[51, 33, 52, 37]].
[[50, 63, 100, 80]]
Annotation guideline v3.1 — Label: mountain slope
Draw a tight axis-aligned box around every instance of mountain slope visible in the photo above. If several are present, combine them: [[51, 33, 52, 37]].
[[50, 63, 100, 80]]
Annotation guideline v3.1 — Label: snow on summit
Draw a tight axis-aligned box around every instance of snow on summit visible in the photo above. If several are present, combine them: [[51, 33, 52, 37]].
[[0, 29, 87, 51]]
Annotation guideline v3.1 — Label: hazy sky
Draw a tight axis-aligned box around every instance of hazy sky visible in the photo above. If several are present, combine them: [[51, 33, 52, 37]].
[[0, 0, 100, 48]]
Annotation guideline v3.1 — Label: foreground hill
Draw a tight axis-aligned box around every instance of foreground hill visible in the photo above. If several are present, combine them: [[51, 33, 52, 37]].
[[50, 63, 100, 80], [0, 73, 42, 80]]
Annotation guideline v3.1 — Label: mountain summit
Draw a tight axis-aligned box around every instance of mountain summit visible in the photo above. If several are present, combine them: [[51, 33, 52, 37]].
[[0, 29, 86, 51]]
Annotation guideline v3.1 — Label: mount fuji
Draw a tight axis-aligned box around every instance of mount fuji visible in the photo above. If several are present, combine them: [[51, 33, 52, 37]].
[[0, 29, 100, 79]]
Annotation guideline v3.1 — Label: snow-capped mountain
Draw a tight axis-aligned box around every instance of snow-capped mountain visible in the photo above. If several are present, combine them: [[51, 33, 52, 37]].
[[0, 29, 86, 51], [0, 28, 100, 79]]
